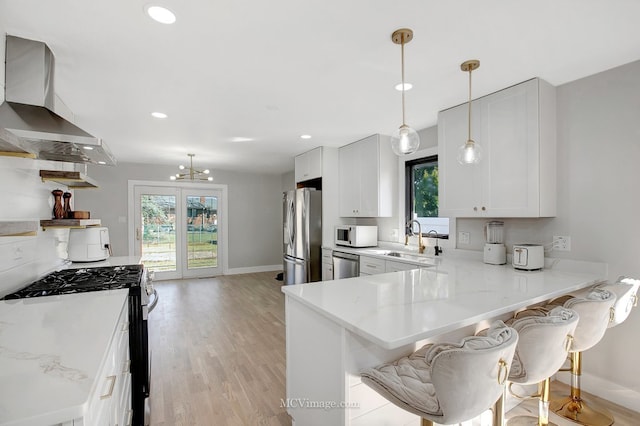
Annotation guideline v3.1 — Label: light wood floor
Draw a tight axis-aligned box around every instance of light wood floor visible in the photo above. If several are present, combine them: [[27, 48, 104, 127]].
[[148, 272, 290, 425], [148, 272, 639, 426]]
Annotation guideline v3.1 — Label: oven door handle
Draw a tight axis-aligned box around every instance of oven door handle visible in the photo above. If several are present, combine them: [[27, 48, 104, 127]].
[[148, 288, 159, 313]]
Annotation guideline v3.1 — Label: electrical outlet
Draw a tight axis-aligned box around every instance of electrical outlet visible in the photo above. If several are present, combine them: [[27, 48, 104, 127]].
[[458, 231, 470, 245], [553, 236, 571, 251]]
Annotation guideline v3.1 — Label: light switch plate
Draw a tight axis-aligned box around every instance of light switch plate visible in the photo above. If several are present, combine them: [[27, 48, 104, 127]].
[[458, 231, 470, 245]]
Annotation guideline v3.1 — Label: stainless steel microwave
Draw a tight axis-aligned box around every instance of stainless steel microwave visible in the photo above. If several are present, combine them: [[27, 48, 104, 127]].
[[334, 225, 378, 247]]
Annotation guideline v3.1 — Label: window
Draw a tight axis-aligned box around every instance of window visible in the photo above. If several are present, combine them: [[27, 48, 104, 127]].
[[405, 155, 449, 237]]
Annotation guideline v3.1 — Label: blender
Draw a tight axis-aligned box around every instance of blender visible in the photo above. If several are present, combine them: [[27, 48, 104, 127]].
[[483, 221, 506, 264]]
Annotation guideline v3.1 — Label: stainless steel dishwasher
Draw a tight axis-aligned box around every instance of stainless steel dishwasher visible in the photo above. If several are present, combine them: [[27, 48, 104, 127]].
[[332, 251, 360, 279]]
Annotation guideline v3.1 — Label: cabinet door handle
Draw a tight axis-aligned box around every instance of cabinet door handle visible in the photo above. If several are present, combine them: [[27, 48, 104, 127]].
[[100, 375, 117, 399], [136, 228, 141, 241], [126, 409, 133, 426], [473, 207, 478, 211], [481, 206, 486, 211], [122, 321, 130, 332], [123, 359, 131, 373]]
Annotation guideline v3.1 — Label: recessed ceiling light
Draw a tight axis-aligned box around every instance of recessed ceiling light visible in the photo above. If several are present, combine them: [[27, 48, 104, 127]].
[[300, 135, 312, 140], [231, 137, 254, 142], [145, 5, 176, 24], [97, 161, 106, 165], [151, 111, 168, 119], [395, 83, 413, 91], [83, 146, 94, 150]]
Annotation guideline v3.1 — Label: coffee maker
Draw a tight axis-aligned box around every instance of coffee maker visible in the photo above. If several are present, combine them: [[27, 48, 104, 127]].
[[483, 221, 506, 264]]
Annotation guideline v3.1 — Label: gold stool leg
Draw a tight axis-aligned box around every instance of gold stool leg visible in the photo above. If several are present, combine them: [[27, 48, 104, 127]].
[[549, 351, 614, 425], [493, 386, 506, 426], [421, 418, 434, 426], [506, 378, 557, 426]]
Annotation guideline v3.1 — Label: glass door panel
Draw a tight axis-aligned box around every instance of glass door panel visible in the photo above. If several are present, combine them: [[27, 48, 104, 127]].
[[181, 189, 222, 278], [141, 195, 177, 272], [134, 186, 180, 280], [186, 195, 218, 270]]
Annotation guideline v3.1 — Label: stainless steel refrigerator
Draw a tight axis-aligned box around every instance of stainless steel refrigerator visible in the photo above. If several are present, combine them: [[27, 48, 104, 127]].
[[283, 188, 322, 285]]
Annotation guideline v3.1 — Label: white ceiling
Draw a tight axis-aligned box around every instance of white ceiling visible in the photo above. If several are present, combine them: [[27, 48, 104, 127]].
[[2, 0, 640, 174]]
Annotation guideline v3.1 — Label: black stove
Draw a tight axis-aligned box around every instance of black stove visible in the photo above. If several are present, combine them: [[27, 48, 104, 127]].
[[2, 265, 144, 299]]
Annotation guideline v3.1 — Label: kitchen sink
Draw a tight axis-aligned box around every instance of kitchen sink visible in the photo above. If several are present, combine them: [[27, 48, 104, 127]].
[[360, 249, 435, 265], [385, 252, 432, 263]]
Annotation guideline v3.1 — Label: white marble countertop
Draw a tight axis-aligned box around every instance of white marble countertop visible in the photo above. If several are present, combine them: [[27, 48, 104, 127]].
[[282, 256, 605, 349], [0, 290, 129, 426]]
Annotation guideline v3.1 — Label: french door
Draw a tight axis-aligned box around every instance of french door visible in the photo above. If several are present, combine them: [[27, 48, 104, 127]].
[[132, 184, 223, 280]]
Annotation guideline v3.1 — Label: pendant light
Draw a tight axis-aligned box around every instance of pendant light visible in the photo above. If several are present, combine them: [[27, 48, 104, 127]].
[[457, 59, 482, 164], [390, 28, 420, 156]]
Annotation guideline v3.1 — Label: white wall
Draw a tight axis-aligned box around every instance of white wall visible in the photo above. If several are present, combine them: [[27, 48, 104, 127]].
[[75, 162, 283, 271], [0, 157, 74, 296]]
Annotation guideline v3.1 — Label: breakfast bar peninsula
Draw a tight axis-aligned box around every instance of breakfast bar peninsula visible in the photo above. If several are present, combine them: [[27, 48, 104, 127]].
[[281, 254, 605, 426]]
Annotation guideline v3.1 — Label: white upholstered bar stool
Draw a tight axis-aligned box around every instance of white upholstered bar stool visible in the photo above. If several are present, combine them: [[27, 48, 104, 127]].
[[545, 286, 616, 426], [602, 276, 639, 328], [360, 321, 518, 426], [504, 306, 579, 426]]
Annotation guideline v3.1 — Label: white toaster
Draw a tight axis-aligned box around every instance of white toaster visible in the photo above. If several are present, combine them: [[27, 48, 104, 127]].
[[512, 244, 544, 271]]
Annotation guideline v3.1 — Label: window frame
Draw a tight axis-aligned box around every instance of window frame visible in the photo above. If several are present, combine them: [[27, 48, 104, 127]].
[[404, 155, 448, 238]]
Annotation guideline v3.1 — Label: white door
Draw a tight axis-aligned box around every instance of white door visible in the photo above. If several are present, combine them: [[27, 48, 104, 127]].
[[133, 185, 223, 280]]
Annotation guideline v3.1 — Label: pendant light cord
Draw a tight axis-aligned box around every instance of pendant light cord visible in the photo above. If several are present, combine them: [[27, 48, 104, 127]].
[[467, 67, 472, 142], [401, 34, 406, 127]]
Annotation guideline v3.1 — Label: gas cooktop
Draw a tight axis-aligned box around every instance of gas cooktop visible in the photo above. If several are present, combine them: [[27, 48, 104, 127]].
[[3, 265, 144, 299]]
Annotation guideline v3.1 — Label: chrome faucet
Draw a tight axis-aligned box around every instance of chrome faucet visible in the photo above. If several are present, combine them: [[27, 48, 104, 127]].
[[427, 230, 443, 256], [405, 220, 426, 254]]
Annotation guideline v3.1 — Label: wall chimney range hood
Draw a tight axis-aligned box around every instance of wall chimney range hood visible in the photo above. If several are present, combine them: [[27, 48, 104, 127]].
[[0, 35, 116, 165]]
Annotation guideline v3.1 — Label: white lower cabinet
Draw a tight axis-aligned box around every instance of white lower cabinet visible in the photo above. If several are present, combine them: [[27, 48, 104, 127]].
[[322, 247, 333, 280], [74, 301, 131, 426], [359, 255, 385, 276], [360, 255, 426, 275]]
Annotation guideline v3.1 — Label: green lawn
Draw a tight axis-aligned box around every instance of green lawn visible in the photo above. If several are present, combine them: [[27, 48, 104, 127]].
[[142, 230, 218, 271]]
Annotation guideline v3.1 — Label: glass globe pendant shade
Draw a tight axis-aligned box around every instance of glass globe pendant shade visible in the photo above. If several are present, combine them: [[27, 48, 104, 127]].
[[391, 124, 420, 156], [457, 139, 482, 164]]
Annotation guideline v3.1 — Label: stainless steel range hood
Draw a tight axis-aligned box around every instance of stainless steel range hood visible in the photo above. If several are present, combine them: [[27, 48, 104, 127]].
[[0, 35, 116, 165]]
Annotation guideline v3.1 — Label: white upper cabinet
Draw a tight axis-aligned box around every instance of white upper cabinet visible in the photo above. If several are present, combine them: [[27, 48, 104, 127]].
[[294, 147, 323, 183], [438, 78, 557, 218], [339, 134, 394, 217]]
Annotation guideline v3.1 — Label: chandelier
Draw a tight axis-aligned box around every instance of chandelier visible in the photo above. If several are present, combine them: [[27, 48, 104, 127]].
[[170, 154, 213, 181]]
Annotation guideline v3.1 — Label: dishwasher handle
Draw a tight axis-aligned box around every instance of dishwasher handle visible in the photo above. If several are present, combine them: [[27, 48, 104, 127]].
[[332, 251, 359, 262]]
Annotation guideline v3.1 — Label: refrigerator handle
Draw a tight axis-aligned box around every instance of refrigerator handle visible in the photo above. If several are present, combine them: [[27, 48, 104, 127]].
[[287, 199, 296, 247], [284, 255, 306, 265]]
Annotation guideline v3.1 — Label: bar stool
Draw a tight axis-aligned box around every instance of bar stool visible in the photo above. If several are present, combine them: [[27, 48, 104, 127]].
[[505, 306, 579, 426], [602, 276, 639, 328], [545, 286, 616, 426], [360, 321, 518, 426]]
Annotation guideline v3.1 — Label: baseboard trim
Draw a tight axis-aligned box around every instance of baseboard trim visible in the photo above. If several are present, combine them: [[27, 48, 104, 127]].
[[226, 264, 282, 275], [556, 371, 640, 413]]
